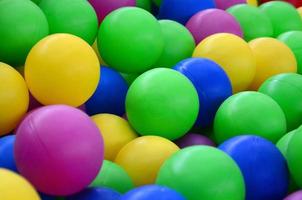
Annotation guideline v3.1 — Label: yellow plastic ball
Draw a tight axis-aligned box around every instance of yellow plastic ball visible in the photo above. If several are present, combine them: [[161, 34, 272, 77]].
[[0, 169, 40, 200], [0, 62, 29, 136], [92, 39, 106, 66], [298, 7, 302, 18], [25, 33, 100, 107], [248, 38, 297, 90], [247, 0, 258, 7], [91, 114, 138, 161], [115, 136, 179, 186], [193, 33, 256, 93]]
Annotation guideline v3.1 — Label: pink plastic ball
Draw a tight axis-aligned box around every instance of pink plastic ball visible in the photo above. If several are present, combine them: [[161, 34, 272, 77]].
[[215, 0, 246, 10], [15, 105, 104, 196], [284, 190, 302, 200]]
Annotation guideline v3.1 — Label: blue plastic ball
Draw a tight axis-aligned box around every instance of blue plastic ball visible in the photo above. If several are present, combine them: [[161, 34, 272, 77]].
[[0, 135, 17, 172], [219, 135, 289, 200], [120, 185, 185, 200], [158, 0, 216, 24], [66, 187, 121, 200], [40, 193, 56, 200], [173, 58, 232, 127], [85, 66, 128, 116]]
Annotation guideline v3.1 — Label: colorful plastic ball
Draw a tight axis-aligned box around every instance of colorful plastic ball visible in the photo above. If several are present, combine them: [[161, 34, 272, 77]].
[[115, 136, 179, 186], [120, 72, 140, 86], [91, 160, 134, 193], [156, 146, 245, 200], [85, 67, 128, 116], [40, 193, 56, 200], [278, 31, 302, 74], [39, 0, 98, 45], [247, 0, 258, 6], [92, 39, 106, 66], [173, 58, 232, 127], [0, 135, 17, 172], [66, 187, 121, 200], [215, 0, 246, 10], [277, 130, 296, 157], [91, 114, 138, 161], [249, 38, 297, 90], [31, 0, 41, 4], [175, 133, 215, 148], [219, 135, 289, 200], [155, 20, 195, 68], [0, 169, 40, 200], [126, 68, 199, 140], [121, 185, 185, 200], [214, 91, 287, 143], [25, 33, 100, 107], [158, 0, 216, 25], [227, 4, 273, 41], [285, 190, 302, 200], [259, 73, 302, 131], [0, 0, 48, 66], [15, 105, 104, 196], [0, 62, 29, 136], [259, 1, 302, 37], [98, 7, 164, 74], [193, 33, 255, 93], [186, 9, 243, 44]]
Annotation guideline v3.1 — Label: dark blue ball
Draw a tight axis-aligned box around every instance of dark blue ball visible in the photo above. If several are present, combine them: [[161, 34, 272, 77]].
[[85, 66, 128, 116], [173, 58, 232, 127], [120, 185, 185, 200], [0, 135, 17, 172], [219, 135, 289, 200], [40, 193, 56, 200], [158, 0, 216, 24], [66, 187, 121, 200]]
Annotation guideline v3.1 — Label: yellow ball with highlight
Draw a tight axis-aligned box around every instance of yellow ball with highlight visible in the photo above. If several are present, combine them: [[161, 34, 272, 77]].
[[247, 0, 258, 7]]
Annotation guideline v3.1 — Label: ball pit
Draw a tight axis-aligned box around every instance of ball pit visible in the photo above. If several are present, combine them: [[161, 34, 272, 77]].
[[66, 187, 121, 200], [175, 133, 215, 148], [0, 135, 17, 172]]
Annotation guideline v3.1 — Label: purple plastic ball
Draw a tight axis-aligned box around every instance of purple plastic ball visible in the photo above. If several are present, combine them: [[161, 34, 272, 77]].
[[215, 0, 246, 10], [285, 190, 302, 200], [175, 133, 215, 148]]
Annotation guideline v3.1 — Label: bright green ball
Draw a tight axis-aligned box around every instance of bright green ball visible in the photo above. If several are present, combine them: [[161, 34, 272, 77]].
[[259, 73, 302, 131], [126, 68, 199, 140], [214, 91, 287, 144], [0, 0, 48, 66], [90, 160, 134, 193], [227, 4, 273, 41], [156, 146, 245, 200], [98, 7, 164, 73], [39, 0, 98, 45]]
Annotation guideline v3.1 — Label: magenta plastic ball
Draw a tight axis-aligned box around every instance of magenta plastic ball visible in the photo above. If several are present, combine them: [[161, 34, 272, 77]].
[[215, 0, 246, 10], [88, 0, 136, 23], [175, 133, 215, 148], [186, 9, 243, 44], [285, 191, 302, 200], [15, 105, 104, 196]]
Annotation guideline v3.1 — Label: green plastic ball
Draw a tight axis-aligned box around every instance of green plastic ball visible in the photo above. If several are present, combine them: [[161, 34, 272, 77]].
[[31, 0, 41, 4], [90, 160, 134, 193], [98, 7, 164, 73], [214, 91, 287, 144], [120, 72, 140, 86], [155, 20, 195, 68], [259, 1, 302, 37], [153, 0, 162, 6], [136, 0, 152, 11], [156, 146, 245, 200], [278, 31, 302, 74], [259, 73, 302, 131], [39, 0, 98, 45], [126, 68, 199, 140], [0, 0, 48, 66], [227, 4, 273, 41]]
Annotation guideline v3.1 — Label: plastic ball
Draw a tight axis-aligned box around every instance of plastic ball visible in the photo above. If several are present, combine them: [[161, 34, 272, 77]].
[[91, 160, 134, 193], [247, 0, 258, 6], [39, 0, 98, 45], [91, 114, 138, 161], [120, 72, 140, 86], [193, 33, 255, 93], [0, 0, 48, 66], [156, 146, 245, 200], [277, 130, 296, 157], [215, 0, 246, 10], [0, 135, 17, 172], [186, 9, 243, 44], [155, 20, 195, 68], [126, 68, 199, 140], [121, 185, 185, 200], [137, 0, 152, 11], [0, 169, 40, 200], [98, 7, 164, 74], [173, 58, 232, 127], [158, 0, 216, 25], [115, 136, 179, 186], [285, 190, 302, 200], [278, 31, 302, 74], [214, 91, 287, 143], [15, 105, 104, 196], [259, 73, 302, 131], [0, 62, 29, 136], [219, 135, 289, 200], [85, 67, 128, 116], [40, 193, 56, 200], [25, 33, 100, 107], [66, 187, 121, 200], [31, 0, 41, 4], [227, 4, 273, 41], [175, 133, 215, 148], [259, 1, 302, 37], [249, 38, 297, 90]]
